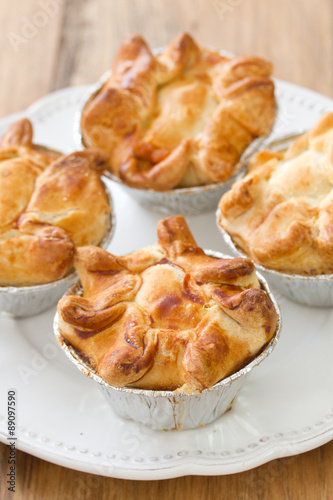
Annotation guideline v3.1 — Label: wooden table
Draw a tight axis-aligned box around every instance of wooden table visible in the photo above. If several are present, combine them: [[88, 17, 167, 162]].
[[0, 0, 332, 498]]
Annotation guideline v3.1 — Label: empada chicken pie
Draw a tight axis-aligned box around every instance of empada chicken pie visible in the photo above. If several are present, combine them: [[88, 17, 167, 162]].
[[0, 119, 112, 286], [218, 113, 333, 276], [56, 216, 279, 395], [81, 32, 276, 191]]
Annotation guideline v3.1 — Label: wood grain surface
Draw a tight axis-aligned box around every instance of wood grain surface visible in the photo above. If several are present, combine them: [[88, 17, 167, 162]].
[[0, 0, 332, 498]]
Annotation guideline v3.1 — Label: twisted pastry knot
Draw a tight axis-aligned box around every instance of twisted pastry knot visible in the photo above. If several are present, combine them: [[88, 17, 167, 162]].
[[58, 215, 278, 394], [81, 32, 276, 191], [0, 119, 110, 285]]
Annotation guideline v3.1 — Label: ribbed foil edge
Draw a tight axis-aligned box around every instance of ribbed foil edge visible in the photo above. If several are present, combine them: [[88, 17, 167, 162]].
[[216, 207, 333, 307], [0, 182, 115, 318], [53, 250, 281, 430]]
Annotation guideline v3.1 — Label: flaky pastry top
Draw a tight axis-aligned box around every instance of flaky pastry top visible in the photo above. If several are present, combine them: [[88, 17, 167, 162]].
[[81, 32, 276, 191], [218, 113, 333, 275], [57, 215, 278, 394], [0, 119, 111, 285]]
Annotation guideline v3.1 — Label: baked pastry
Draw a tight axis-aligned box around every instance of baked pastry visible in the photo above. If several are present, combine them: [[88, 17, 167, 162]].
[[81, 32, 276, 191], [57, 215, 278, 394], [0, 119, 111, 285], [218, 112, 333, 275]]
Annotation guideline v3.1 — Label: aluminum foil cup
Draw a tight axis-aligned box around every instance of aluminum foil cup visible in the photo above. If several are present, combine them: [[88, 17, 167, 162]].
[[0, 273, 78, 318], [102, 168, 250, 216], [53, 250, 281, 431], [74, 69, 273, 216], [216, 210, 333, 308], [0, 183, 115, 318]]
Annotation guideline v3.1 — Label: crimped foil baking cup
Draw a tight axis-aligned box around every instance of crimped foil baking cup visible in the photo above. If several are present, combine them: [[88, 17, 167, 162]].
[[74, 69, 274, 216], [216, 209, 333, 307], [0, 183, 115, 318], [54, 250, 281, 431]]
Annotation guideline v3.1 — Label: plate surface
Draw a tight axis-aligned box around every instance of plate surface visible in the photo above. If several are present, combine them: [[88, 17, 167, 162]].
[[0, 81, 332, 480]]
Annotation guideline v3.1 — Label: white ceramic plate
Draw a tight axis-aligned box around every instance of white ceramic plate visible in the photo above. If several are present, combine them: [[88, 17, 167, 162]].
[[0, 82, 332, 480]]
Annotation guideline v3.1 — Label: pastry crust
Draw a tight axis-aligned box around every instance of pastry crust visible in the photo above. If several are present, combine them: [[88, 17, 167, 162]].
[[218, 112, 333, 275], [0, 119, 111, 285], [57, 215, 278, 394], [81, 33, 276, 191]]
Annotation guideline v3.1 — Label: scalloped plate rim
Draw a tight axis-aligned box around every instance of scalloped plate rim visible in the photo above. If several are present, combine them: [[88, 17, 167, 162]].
[[0, 80, 332, 480]]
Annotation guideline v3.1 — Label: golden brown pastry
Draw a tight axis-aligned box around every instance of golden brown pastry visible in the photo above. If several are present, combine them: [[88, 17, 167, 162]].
[[218, 112, 333, 275], [57, 215, 278, 394], [81, 32, 276, 191], [0, 119, 111, 286]]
